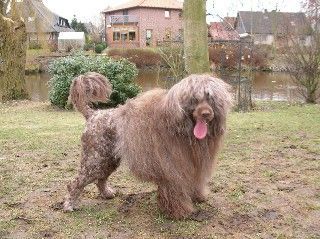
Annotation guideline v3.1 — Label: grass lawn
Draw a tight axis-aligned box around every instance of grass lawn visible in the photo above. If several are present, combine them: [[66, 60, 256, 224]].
[[0, 101, 319, 238]]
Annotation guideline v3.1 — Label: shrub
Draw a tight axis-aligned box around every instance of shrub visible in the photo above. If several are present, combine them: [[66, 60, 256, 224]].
[[48, 53, 140, 108], [28, 41, 42, 50], [100, 42, 107, 49], [84, 43, 93, 51], [208, 45, 267, 70], [108, 48, 162, 68], [95, 44, 105, 54], [158, 46, 185, 82], [48, 42, 58, 52]]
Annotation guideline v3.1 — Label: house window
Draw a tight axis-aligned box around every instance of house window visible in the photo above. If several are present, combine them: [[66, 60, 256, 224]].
[[165, 10, 170, 18], [165, 28, 172, 40], [146, 29, 153, 46], [146, 29, 152, 39], [179, 12, 182, 19], [123, 10, 128, 15], [129, 31, 136, 41], [59, 18, 66, 27], [178, 29, 183, 41], [113, 31, 120, 41], [121, 32, 128, 41]]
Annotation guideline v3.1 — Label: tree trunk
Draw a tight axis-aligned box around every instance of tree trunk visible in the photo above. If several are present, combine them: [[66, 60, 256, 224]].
[[0, 14, 28, 101], [183, 0, 210, 74], [306, 86, 317, 103]]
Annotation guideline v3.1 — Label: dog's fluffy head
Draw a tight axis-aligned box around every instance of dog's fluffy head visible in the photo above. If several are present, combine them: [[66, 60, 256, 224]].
[[163, 74, 233, 139]]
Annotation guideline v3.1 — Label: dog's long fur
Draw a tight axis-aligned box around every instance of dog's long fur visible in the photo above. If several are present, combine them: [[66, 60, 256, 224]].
[[64, 72, 232, 219]]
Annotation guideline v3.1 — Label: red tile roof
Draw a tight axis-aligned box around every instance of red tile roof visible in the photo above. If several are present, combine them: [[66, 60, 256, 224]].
[[103, 0, 183, 13], [223, 17, 237, 29], [209, 22, 240, 41]]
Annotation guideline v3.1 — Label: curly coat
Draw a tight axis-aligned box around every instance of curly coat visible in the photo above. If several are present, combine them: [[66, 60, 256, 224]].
[[64, 72, 232, 219]]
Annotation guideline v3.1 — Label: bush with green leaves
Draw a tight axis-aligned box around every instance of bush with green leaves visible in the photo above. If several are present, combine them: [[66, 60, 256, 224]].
[[95, 44, 105, 54], [48, 53, 140, 108]]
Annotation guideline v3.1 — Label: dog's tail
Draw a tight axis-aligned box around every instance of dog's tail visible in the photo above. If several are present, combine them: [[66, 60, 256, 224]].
[[69, 72, 112, 119]]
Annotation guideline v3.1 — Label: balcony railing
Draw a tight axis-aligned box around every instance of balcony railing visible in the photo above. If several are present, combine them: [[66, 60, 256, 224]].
[[109, 15, 139, 24]]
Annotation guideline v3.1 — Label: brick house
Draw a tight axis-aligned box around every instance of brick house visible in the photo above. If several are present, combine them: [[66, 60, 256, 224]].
[[102, 0, 183, 48]]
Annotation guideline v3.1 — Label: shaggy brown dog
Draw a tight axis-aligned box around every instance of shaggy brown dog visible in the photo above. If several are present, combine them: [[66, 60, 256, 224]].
[[64, 72, 232, 219]]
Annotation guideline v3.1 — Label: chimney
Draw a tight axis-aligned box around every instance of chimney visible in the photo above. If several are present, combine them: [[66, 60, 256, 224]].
[[264, 9, 268, 13]]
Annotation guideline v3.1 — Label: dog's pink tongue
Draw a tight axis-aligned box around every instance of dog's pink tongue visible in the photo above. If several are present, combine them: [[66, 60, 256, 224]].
[[193, 120, 208, 140]]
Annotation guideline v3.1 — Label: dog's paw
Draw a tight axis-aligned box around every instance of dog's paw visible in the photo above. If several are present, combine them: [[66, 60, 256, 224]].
[[100, 186, 117, 199], [63, 200, 74, 212], [192, 192, 208, 203]]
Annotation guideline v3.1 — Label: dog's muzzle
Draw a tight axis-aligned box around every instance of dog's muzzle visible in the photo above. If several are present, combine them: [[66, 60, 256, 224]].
[[193, 103, 214, 140]]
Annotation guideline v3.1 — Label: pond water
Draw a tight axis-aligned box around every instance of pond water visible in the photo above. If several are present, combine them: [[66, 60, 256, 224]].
[[25, 70, 300, 102]]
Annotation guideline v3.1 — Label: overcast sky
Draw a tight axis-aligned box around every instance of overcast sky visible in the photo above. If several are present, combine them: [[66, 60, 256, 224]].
[[42, 0, 302, 24]]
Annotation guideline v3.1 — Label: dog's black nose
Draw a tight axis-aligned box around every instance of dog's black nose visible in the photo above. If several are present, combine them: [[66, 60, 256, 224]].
[[201, 111, 212, 118]]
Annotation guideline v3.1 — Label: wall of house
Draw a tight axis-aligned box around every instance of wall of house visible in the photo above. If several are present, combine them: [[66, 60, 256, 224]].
[[137, 8, 183, 47], [104, 7, 183, 48], [253, 34, 274, 45], [27, 32, 59, 47], [105, 8, 140, 48]]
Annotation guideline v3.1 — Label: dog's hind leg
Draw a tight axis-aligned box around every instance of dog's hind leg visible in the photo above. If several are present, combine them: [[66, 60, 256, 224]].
[[96, 158, 120, 199], [64, 172, 97, 211], [96, 178, 116, 199]]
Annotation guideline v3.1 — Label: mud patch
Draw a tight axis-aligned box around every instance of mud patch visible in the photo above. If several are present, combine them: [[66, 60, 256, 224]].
[[190, 209, 215, 222], [50, 201, 64, 211], [118, 192, 154, 214], [12, 215, 34, 225], [259, 209, 280, 221], [38, 229, 57, 238], [4, 201, 24, 208], [222, 212, 255, 231]]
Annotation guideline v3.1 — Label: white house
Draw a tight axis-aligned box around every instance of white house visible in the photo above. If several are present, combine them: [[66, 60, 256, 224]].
[[58, 32, 85, 52]]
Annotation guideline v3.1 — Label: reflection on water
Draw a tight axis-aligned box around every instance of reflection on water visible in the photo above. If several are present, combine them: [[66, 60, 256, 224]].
[[252, 72, 299, 102], [24, 71, 300, 102], [25, 73, 50, 101], [135, 70, 176, 91]]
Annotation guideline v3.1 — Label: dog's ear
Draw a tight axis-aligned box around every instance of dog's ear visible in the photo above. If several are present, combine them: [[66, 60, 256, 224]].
[[212, 112, 226, 137], [162, 93, 185, 121]]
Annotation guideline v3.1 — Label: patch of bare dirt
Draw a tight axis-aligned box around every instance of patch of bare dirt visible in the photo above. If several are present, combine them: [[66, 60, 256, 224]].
[[118, 192, 154, 214]]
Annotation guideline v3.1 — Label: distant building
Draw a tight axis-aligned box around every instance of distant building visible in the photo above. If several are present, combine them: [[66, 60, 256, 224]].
[[235, 10, 311, 46], [16, 0, 73, 46], [102, 0, 183, 48], [58, 32, 85, 52], [209, 22, 239, 41], [84, 22, 104, 43], [223, 17, 237, 30]]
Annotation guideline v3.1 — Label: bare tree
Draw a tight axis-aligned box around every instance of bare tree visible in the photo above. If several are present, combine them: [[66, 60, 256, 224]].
[[0, 0, 28, 101], [183, 0, 210, 74], [283, 0, 320, 103]]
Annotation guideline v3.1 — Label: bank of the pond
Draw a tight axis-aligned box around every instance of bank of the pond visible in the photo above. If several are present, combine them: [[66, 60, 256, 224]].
[[25, 70, 301, 102], [0, 101, 319, 238], [25, 48, 291, 74]]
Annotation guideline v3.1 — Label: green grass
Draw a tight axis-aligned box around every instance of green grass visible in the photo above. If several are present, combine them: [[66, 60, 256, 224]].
[[0, 101, 319, 238]]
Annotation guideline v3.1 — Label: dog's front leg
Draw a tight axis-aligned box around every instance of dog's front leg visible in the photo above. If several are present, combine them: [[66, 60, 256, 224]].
[[157, 184, 194, 219]]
